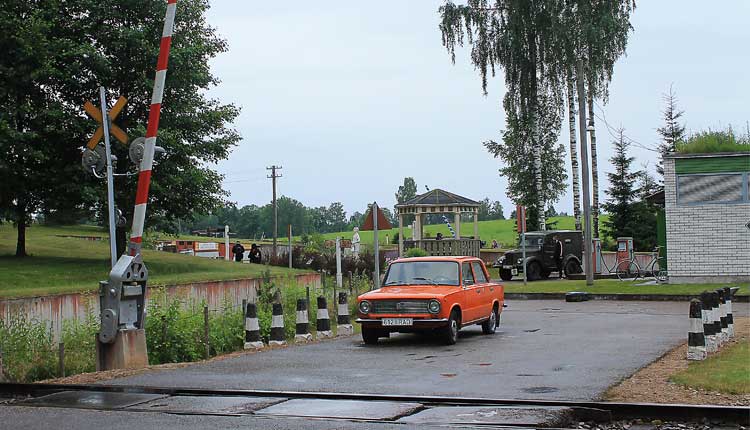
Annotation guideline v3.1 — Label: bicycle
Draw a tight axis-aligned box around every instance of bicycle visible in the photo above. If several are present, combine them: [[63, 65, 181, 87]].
[[615, 246, 668, 283]]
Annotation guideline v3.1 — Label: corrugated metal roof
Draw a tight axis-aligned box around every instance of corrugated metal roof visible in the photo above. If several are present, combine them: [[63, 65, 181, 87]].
[[397, 189, 479, 207]]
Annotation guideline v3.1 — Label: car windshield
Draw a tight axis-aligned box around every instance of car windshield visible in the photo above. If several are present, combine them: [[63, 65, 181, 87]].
[[522, 235, 545, 248], [382, 261, 460, 286]]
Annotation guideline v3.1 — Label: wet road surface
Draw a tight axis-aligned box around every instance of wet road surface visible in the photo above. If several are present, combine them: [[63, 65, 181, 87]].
[[105, 300, 739, 400]]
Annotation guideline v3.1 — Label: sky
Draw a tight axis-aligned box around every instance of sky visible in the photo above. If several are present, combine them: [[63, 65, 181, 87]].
[[204, 1, 749, 219]]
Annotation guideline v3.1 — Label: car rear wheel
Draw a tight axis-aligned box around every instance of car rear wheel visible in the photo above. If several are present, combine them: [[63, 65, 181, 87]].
[[499, 269, 513, 281], [442, 310, 460, 345], [362, 327, 380, 345], [481, 306, 498, 335]]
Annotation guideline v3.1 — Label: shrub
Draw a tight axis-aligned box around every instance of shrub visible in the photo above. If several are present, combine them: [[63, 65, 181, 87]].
[[405, 247, 428, 257]]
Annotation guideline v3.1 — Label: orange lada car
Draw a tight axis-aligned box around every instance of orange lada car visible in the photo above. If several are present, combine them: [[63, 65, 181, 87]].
[[356, 256, 504, 345]]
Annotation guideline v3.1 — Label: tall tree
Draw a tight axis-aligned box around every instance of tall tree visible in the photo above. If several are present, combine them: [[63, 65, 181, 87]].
[[440, 1, 568, 230], [394, 177, 418, 224], [0, 0, 240, 257], [0, 0, 93, 256], [439, 1, 635, 232], [602, 129, 638, 243], [602, 129, 634, 240], [656, 85, 686, 178], [485, 92, 567, 230], [565, 79, 582, 231]]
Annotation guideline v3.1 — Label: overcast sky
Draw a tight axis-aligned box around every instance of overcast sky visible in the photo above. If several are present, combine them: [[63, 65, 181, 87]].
[[205, 1, 749, 218]]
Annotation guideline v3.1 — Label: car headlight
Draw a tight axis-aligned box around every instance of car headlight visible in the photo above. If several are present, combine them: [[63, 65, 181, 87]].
[[517, 258, 523, 264], [497, 256, 505, 262], [428, 299, 441, 314], [359, 300, 371, 314]]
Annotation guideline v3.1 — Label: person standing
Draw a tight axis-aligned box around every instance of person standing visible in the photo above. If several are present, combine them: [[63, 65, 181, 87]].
[[553, 235, 564, 278], [232, 242, 245, 263]]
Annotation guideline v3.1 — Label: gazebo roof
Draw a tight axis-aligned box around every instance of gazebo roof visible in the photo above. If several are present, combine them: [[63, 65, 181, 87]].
[[397, 189, 479, 208]]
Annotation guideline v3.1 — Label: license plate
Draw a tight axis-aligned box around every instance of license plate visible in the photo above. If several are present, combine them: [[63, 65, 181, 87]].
[[503, 265, 513, 269], [382, 318, 413, 326], [511, 268, 518, 275]]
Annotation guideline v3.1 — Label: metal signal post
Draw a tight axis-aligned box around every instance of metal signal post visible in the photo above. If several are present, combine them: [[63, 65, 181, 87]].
[[267, 165, 282, 258]]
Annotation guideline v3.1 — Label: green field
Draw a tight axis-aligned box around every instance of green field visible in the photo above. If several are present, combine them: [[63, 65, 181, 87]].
[[0, 224, 304, 299], [671, 340, 750, 394], [316, 216, 581, 247]]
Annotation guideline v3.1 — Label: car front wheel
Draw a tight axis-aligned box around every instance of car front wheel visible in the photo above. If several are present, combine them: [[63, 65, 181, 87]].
[[527, 261, 542, 281], [442, 310, 460, 345], [499, 269, 513, 281]]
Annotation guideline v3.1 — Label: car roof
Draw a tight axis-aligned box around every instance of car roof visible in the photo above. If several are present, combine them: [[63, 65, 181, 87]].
[[394, 256, 479, 263]]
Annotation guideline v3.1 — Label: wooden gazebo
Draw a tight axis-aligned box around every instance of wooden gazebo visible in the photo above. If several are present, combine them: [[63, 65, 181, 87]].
[[395, 189, 481, 257]]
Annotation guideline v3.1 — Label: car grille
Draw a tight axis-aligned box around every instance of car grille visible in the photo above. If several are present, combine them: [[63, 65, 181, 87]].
[[371, 300, 430, 314]]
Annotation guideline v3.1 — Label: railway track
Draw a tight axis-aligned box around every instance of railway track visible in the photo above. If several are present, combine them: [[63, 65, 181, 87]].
[[1, 382, 748, 426]]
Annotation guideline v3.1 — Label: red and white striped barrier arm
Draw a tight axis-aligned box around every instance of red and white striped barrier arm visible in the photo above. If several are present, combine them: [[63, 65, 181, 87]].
[[129, 0, 177, 255]]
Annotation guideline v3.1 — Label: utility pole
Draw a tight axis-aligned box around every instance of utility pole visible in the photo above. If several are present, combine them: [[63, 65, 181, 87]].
[[577, 60, 594, 286], [267, 165, 282, 257]]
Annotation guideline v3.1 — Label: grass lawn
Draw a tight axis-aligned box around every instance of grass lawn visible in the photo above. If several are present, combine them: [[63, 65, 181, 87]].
[[315, 216, 586, 248], [0, 224, 306, 299], [670, 340, 750, 394], [501, 279, 749, 296]]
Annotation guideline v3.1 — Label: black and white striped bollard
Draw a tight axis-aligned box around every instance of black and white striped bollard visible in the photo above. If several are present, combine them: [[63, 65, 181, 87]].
[[716, 289, 729, 344], [724, 287, 734, 338], [712, 290, 727, 347], [243, 302, 264, 350], [700, 291, 717, 353], [337, 292, 353, 336], [269, 302, 286, 346], [687, 299, 707, 361], [295, 299, 312, 343], [316, 296, 332, 339]]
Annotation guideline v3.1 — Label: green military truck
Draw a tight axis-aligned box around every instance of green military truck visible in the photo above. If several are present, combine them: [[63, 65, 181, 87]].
[[493, 230, 583, 281]]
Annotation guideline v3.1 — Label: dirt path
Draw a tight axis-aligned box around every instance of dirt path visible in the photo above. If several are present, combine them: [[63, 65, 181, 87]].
[[605, 317, 749, 406]]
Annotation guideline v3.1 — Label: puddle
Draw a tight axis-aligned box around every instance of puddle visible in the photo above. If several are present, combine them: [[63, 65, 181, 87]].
[[522, 386, 558, 394]]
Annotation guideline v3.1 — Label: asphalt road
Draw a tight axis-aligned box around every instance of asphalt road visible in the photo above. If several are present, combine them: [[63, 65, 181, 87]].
[[4, 299, 748, 429], [105, 300, 736, 400]]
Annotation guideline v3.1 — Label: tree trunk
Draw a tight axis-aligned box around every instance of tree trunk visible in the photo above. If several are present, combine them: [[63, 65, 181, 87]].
[[587, 88, 600, 239], [15, 204, 27, 257], [566, 74, 582, 231], [528, 31, 545, 231]]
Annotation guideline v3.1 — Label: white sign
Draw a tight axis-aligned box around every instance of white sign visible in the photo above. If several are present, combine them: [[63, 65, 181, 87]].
[[196, 242, 218, 251]]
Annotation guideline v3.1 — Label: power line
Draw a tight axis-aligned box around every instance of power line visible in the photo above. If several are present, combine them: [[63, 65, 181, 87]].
[[593, 101, 659, 153]]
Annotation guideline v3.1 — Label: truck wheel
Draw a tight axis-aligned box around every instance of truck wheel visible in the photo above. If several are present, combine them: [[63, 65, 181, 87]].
[[481, 306, 498, 335], [527, 261, 542, 281], [442, 309, 460, 345], [499, 269, 513, 281], [564, 260, 582, 276], [362, 327, 379, 345]]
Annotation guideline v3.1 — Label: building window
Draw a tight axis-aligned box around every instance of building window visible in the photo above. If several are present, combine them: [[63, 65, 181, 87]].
[[677, 173, 747, 205]]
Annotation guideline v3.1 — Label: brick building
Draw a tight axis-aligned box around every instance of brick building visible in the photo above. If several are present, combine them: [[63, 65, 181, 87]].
[[663, 152, 750, 283]]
